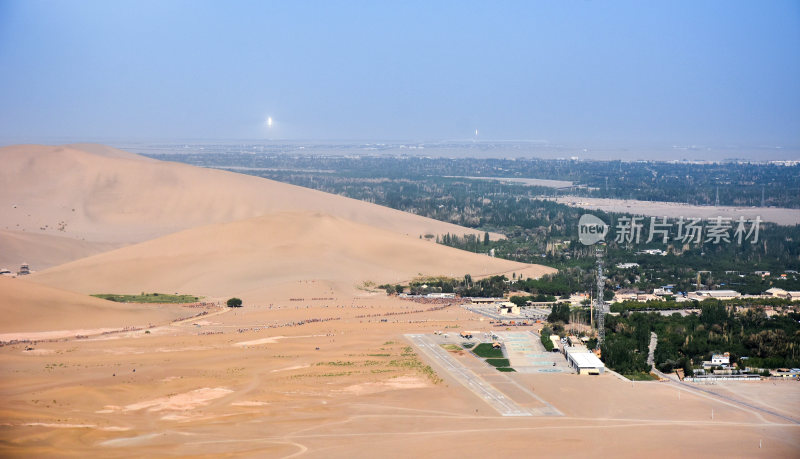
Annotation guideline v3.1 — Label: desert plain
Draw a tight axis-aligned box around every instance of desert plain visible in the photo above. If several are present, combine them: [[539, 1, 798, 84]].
[[0, 145, 798, 457]]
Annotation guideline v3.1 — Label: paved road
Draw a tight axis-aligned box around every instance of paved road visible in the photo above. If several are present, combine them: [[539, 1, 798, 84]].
[[647, 332, 657, 368], [651, 367, 800, 425], [671, 377, 800, 425], [405, 334, 532, 417]]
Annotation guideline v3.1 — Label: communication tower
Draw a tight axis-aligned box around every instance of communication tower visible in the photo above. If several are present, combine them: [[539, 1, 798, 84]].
[[594, 244, 606, 348]]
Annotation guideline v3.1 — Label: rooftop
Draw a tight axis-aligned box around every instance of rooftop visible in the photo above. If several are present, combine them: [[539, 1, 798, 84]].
[[568, 352, 605, 369]]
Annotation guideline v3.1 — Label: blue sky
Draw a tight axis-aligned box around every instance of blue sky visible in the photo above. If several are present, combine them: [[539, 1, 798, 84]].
[[0, 1, 798, 155]]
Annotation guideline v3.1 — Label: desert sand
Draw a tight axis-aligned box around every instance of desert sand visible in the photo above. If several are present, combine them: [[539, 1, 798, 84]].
[[29, 211, 548, 303], [0, 229, 122, 271], [0, 277, 194, 338], [1, 144, 797, 457], [0, 144, 503, 269], [1, 300, 797, 457]]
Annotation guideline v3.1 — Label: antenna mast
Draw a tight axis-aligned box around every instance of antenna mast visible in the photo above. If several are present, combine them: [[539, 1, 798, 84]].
[[595, 245, 606, 348]]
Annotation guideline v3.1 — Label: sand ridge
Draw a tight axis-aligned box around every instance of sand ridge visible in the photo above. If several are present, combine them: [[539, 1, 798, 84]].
[[0, 143, 505, 269], [0, 276, 194, 336], [28, 211, 553, 303]]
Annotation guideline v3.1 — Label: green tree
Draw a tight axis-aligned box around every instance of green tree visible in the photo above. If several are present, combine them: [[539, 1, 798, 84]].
[[548, 303, 570, 323], [541, 326, 555, 351], [226, 297, 243, 308]]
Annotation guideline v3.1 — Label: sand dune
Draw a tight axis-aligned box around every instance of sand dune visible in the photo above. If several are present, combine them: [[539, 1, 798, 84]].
[[0, 230, 122, 270], [30, 211, 552, 302], [0, 277, 189, 336], [0, 144, 502, 264]]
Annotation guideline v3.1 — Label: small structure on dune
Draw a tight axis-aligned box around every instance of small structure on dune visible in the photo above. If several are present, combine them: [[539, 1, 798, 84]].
[[17, 264, 30, 276]]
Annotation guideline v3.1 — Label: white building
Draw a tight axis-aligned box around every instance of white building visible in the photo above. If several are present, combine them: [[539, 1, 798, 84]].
[[765, 287, 788, 299], [711, 353, 730, 365], [637, 249, 667, 256], [563, 344, 605, 375], [425, 293, 456, 299], [469, 297, 506, 304], [703, 352, 731, 369], [689, 290, 741, 301], [497, 302, 520, 315], [616, 262, 640, 269]]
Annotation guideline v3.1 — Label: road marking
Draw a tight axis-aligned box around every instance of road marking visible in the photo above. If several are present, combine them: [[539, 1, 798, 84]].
[[405, 334, 531, 417]]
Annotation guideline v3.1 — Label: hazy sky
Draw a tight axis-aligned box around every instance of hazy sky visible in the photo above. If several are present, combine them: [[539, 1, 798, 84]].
[[0, 1, 798, 153]]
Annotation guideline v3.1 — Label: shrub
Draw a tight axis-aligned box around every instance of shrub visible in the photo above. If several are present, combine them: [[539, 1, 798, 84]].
[[541, 326, 555, 351]]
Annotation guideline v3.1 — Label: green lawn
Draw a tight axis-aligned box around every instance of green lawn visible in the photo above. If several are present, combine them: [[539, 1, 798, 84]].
[[623, 372, 658, 381], [92, 293, 201, 304], [486, 358, 511, 367], [472, 343, 504, 358]]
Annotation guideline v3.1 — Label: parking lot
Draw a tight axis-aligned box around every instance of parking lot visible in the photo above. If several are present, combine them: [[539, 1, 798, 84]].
[[462, 304, 550, 322], [494, 331, 572, 374]]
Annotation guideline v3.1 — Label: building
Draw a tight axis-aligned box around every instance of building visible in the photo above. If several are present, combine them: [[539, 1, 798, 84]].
[[772, 368, 800, 379], [566, 293, 590, 306], [787, 291, 800, 301], [703, 352, 731, 369], [564, 344, 605, 375], [497, 302, 520, 315], [765, 287, 788, 299], [525, 300, 558, 308], [636, 249, 667, 256], [566, 335, 583, 347], [549, 335, 561, 351], [612, 290, 658, 303], [425, 293, 456, 299], [689, 290, 741, 301], [469, 297, 506, 304], [616, 262, 640, 269], [17, 264, 30, 276], [711, 352, 730, 365]]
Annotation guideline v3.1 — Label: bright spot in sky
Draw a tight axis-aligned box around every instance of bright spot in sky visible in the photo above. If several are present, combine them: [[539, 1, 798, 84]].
[[266, 116, 273, 128]]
